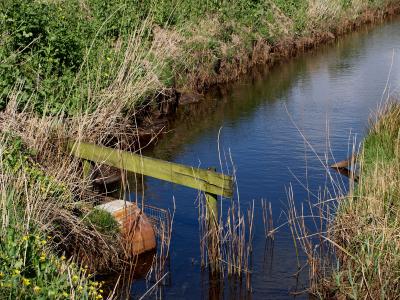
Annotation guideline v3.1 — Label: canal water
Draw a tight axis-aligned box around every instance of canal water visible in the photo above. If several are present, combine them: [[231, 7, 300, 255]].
[[130, 17, 400, 299]]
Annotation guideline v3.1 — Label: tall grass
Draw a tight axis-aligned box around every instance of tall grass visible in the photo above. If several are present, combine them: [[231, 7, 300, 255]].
[[330, 102, 400, 298], [0, 13, 168, 297], [198, 192, 254, 291], [1, 0, 397, 115], [288, 101, 400, 299]]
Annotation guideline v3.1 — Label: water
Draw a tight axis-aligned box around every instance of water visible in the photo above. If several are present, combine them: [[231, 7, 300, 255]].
[[129, 18, 400, 299]]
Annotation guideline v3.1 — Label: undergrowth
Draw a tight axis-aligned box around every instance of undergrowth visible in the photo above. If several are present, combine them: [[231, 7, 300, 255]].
[[0, 134, 106, 299]]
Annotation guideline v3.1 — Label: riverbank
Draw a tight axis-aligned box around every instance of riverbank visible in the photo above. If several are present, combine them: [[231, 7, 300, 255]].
[[2, 1, 400, 121], [324, 102, 400, 299], [1, 1, 400, 298], [293, 101, 400, 298]]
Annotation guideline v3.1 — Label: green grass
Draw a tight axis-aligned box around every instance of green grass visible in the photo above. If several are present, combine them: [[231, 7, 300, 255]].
[[328, 103, 400, 299], [1, 0, 390, 116]]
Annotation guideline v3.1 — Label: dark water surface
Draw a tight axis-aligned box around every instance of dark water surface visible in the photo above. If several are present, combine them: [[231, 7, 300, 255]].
[[130, 18, 400, 299]]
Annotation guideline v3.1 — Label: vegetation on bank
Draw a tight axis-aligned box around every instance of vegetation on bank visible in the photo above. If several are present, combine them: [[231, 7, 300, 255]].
[[1, 0, 398, 116], [1, 0, 399, 298], [293, 102, 400, 298], [0, 134, 106, 299], [324, 103, 400, 299]]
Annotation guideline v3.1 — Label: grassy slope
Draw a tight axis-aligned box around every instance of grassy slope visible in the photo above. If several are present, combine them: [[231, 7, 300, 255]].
[[331, 103, 400, 299], [1, 0, 397, 115]]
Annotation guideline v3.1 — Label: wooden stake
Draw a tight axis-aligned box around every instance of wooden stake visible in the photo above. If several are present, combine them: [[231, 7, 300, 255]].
[[206, 167, 219, 274]]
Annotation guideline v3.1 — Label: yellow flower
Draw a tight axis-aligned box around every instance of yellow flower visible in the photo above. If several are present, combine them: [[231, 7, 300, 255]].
[[96, 295, 103, 300], [72, 275, 79, 282], [22, 277, 31, 286], [33, 286, 41, 293], [13, 269, 21, 276], [41, 240, 47, 245], [22, 235, 28, 241], [61, 255, 66, 261], [62, 291, 68, 297], [0, 271, 4, 278], [39, 253, 46, 262], [99, 289, 103, 293], [77, 285, 83, 291]]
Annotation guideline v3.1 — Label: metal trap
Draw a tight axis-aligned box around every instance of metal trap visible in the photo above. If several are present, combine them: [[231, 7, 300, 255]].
[[138, 203, 171, 246]]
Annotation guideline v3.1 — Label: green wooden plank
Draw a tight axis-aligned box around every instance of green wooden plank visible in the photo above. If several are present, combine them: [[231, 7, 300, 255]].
[[68, 141, 233, 197]]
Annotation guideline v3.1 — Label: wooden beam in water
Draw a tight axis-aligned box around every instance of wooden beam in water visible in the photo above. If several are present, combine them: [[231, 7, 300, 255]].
[[68, 141, 233, 197], [330, 154, 359, 183], [330, 154, 358, 169]]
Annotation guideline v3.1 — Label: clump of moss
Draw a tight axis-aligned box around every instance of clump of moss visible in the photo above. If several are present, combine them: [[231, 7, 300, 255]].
[[86, 209, 120, 236]]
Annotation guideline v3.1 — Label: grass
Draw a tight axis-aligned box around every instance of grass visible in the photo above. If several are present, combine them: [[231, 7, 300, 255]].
[[329, 102, 400, 299], [85, 209, 120, 236], [287, 102, 400, 299], [0, 141, 107, 299], [1, 0, 397, 115]]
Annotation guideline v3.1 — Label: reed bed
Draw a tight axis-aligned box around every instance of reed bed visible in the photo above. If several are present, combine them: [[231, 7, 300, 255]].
[[262, 199, 275, 240], [198, 192, 254, 291]]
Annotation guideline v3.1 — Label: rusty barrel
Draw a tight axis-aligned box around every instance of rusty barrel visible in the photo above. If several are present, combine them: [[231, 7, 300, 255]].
[[96, 200, 156, 255]]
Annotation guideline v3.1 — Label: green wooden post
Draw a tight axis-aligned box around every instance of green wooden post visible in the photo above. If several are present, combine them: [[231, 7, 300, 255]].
[[206, 167, 218, 223], [68, 141, 233, 197], [206, 168, 219, 273], [205, 192, 218, 224]]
